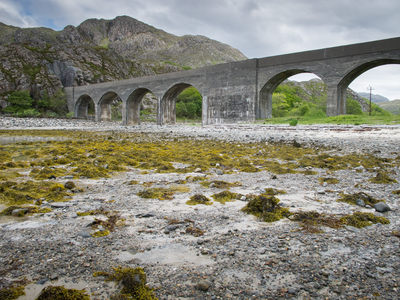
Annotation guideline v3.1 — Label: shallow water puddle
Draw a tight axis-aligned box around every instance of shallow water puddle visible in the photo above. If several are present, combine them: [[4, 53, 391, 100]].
[[18, 279, 90, 300], [129, 243, 214, 266]]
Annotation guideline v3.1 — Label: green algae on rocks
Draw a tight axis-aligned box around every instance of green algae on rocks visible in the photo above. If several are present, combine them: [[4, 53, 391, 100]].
[[211, 190, 242, 204], [0, 284, 26, 300], [341, 212, 390, 228], [0, 205, 52, 217], [138, 185, 190, 200], [289, 211, 343, 233], [318, 177, 339, 185], [186, 194, 212, 205], [241, 194, 290, 222], [337, 192, 382, 207], [36, 285, 90, 300], [94, 267, 157, 300], [0, 181, 72, 205], [368, 171, 398, 184]]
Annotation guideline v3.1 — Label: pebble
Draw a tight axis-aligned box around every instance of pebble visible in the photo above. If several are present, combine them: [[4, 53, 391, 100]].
[[374, 202, 391, 213]]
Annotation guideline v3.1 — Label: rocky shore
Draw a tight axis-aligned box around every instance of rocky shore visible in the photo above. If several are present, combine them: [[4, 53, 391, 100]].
[[0, 117, 399, 299]]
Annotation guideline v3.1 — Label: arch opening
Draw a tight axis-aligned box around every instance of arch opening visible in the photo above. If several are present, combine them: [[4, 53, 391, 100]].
[[99, 91, 122, 122], [339, 60, 400, 115], [75, 95, 95, 120], [161, 83, 202, 124], [259, 70, 326, 119], [126, 88, 157, 125]]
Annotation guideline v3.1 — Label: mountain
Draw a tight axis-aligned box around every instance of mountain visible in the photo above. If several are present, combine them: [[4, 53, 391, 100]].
[[377, 99, 400, 115], [0, 16, 246, 99], [357, 92, 390, 103]]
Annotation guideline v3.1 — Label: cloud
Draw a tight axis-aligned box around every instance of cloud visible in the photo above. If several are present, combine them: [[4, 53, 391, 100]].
[[0, 0, 38, 27], [0, 0, 399, 98]]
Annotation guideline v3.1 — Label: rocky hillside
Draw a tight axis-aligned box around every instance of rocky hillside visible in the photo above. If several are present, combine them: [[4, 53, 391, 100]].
[[0, 16, 246, 99], [378, 99, 400, 114], [357, 92, 389, 103]]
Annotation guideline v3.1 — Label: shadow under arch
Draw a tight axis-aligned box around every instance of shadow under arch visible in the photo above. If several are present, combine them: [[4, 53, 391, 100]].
[[99, 91, 121, 122], [336, 59, 400, 114], [75, 94, 95, 119], [258, 69, 324, 119], [126, 88, 155, 125], [161, 83, 201, 124]]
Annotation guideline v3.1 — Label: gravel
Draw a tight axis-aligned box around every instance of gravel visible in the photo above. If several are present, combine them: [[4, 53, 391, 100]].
[[0, 116, 400, 299]]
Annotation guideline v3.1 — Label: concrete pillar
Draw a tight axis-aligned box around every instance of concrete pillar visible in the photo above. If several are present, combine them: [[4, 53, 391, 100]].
[[157, 97, 163, 126], [258, 89, 272, 119], [126, 99, 141, 125], [202, 96, 208, 126], [95, 102, 101, 122], [121, 101, 127, 125], [326, 84, 340, 116], [99, 102, 111, 121]]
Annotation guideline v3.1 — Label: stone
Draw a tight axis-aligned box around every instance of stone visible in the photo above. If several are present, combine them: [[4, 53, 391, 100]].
[[216, 169, 223, 175], [194, 168, 202, 173], [374, 202, 391, 213], [240, 195, 247, 201], [164, 224, 179, 234], [196, 279, 211, 291], [50, 202, 72, 208], [356, 199, 366, 207], [11, 208, 29, 217]]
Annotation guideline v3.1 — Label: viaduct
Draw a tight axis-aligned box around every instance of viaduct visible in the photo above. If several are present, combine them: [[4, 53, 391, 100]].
[[65, 37, 400, 125]]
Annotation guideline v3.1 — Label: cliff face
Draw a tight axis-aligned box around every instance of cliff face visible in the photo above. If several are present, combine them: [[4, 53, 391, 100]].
[[0, 16, 247, 98]]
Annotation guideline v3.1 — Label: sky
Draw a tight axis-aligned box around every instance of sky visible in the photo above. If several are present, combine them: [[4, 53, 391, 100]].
[[1, 0, 400, 100]]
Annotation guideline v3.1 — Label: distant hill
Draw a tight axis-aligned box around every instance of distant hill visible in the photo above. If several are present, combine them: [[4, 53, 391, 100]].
[[357, 92, 390, 103], [378, 99, 400, 115]]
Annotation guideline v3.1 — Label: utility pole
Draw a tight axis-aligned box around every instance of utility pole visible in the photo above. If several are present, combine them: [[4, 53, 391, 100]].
[[367, 85, 374, 116]]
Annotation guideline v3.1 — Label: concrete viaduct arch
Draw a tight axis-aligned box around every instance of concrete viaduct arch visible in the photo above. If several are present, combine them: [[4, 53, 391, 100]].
[[65, 37, 400, 125]]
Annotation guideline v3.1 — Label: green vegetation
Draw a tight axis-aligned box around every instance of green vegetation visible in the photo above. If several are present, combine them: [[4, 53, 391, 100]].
[[186, 194, 212, 205], [264, 80, 400, 125], [369, 171, 398, 184], [337, 192, 381, 206], [290, 211, 343, 233], [2, 89, 68, 117], [341, 212, 390, 228], [36, 285, 90, 300], [0, 284, 26, 300], [176, 87, 202, 120], [94, 267, 157, 299], [241, 194, 290, 222], [211, 190, 242, 204], [138, 185, 190, 200], [319, 177, 339, 185], [0, 181, 72, 205]]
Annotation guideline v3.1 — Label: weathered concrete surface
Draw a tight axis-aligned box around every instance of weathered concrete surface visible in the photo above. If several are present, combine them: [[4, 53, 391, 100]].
[[65, 37, 400, 125]]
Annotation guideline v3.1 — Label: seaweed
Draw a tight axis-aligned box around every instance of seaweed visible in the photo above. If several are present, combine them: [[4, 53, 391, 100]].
[[369, 171, 398, 184], [36, 285, 90, 300], [186, 194, 212, 205], [211, 190, 241, 204], [241, 194, 290, 222], [94, 267, 156, 300], [337, 192, 381, 207], [341, 212, 390, 228]]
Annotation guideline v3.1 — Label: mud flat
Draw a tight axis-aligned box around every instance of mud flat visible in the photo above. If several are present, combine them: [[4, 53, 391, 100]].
[[0, 117, 399, 299]]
